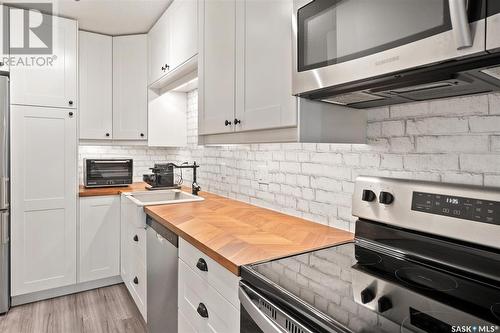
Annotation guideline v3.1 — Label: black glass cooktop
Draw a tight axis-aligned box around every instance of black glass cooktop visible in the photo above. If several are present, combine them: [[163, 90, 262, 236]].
[[241, 221, 500, 333]]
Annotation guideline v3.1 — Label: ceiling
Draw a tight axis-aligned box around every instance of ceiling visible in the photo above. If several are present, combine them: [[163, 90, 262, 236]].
[[2, 0, 173, 35]]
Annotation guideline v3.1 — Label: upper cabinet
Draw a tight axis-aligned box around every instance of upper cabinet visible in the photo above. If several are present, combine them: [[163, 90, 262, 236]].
[[113, 35, 148, 140], [198, 0, 297, 136], [10, 12, 77, 108], [148, 0, 198, 86], [79, 31, 113, 140]]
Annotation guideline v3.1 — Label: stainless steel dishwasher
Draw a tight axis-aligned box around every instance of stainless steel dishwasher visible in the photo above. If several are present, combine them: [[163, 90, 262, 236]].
[[146, 215, 178, 333]]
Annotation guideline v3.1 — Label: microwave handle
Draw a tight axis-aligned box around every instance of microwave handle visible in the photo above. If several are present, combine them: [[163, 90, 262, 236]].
[[449, 0, 472, 50], [92, 160, 130, 164]]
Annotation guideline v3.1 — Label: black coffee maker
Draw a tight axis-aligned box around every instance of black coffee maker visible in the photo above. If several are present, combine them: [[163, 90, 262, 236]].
[[143, 163, 179, 190]]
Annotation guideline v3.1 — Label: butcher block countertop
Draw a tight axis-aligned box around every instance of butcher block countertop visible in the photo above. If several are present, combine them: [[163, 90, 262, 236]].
[[145, 191, 354, 276], [79, 182, 149, 197]]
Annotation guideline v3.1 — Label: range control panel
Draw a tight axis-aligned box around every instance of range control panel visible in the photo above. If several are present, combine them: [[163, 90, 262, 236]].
[[412, 192, 499, 225]]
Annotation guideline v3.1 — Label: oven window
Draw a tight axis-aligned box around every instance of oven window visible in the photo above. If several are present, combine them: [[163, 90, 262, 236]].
[[297, 0, 451, 72], [87, 161, 132, 180]]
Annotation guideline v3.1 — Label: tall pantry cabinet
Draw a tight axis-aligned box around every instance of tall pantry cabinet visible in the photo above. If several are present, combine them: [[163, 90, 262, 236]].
[[9, 11, 78, 298]]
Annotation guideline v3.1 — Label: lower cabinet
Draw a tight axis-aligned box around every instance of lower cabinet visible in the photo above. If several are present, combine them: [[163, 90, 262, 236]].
[[78, 196, 120, 283], [120, 194, 147, 320], [178, 238, 240, 333]]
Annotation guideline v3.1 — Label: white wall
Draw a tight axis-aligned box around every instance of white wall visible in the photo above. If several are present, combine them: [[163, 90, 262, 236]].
[[80, 90, 500, 232]]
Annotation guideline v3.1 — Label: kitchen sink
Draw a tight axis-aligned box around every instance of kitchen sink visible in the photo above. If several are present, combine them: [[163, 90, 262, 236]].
[[124, 189, 204, 206]]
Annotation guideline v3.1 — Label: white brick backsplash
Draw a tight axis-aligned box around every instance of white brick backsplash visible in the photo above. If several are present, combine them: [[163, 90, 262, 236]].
[[416, 135, 489, 153], [407, 117, 468, 135], [469, 116, 500, 133], [79, 90, 500, 233], [460, 154, 500, 173], [381, 120, 405, 137]]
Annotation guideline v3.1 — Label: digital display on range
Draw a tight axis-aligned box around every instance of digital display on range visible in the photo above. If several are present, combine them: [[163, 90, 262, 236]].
[[411, 192, 499, 225]]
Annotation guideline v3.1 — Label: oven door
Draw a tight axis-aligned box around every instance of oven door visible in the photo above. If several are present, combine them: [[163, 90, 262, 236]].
[[84, 159, 133, 187], [293, 0, 487, 95], [239, 283, 337, 333]]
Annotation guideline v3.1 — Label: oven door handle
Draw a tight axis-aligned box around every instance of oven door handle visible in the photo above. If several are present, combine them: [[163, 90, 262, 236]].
[[449, 0, 472, 50], [239, 286, 284, 333]]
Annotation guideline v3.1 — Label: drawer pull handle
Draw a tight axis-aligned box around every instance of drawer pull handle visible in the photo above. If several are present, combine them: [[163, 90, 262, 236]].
[[196, 258, 208, 272], [133, 235, 139, 242], [133, 277, 139, 285], [197, 303, 209, 318]]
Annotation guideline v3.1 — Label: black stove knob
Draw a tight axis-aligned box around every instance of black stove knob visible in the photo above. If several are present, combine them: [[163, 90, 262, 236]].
[[378, 296, 392, 313], [360, 288, 375, 304], [379, 191, 394, 205], [362, 190, 376, 202]]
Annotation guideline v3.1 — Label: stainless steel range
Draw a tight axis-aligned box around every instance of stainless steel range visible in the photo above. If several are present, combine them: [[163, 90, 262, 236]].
[[240, 177, 500, 333]]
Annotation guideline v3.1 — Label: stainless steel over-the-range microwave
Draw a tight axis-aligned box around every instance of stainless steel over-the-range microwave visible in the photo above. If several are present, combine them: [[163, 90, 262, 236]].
[[84, 159, 133, 188], [293, 0, 500, 108]]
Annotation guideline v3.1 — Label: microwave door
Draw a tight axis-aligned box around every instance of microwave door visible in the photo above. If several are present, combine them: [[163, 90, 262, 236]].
[[293, 0, 487, 95], [487, 0, 500, 51]]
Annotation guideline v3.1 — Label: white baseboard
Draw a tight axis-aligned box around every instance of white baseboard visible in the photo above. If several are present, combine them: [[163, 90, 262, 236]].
[[11, 276, 123, 306]]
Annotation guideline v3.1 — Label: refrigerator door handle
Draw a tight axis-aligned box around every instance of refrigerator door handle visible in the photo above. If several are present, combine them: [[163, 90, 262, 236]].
[[0, 177, 8, 210], [0, 211, 8, 245]]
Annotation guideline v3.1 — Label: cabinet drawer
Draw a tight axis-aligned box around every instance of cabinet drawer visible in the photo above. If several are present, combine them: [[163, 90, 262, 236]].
[[178, 259, 239, 333], [128, 252, 147, 321], [129, 226, 146, 264], [179, 238, 240, 308]]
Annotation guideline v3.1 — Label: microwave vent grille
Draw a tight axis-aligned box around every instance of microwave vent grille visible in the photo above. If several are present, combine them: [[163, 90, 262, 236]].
[[322, 91, 385, 105]]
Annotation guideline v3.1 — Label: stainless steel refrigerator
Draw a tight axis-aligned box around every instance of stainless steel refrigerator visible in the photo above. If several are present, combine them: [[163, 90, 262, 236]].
[[0, 74, 10, 314]]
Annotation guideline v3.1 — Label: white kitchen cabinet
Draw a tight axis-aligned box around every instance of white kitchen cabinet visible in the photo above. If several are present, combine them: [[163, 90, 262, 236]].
[[148, 0, 198, 86], [120, 193, 147, 320], [11, 105, 77, 296], [113, 35, 148, 140], [10, 12, 77, 108], [198, 0, 236, 135], [78, 196, 120, 283], [79, 31, 113, 140], [235, 0, 297, 131], [0, 5, 9, 72]]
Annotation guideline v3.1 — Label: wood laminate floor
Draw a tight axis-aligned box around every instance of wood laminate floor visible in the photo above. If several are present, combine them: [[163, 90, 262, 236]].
[[0, 284, 146, 333]]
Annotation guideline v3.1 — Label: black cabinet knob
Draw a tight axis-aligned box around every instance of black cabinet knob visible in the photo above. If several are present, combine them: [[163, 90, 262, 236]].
[[379, 191, 394, 205], [68, 112, 74, 117], [360, 288, 375, 304], [362, 190, 376, 202], [133, 277, 138, 285], [105, 133, 110, 137], [224, 120, 232, 126], [196, 258, 208, 272], [161, 66, 165, 71], [165, 64, 169, 70], [378, 296, 392, 313], [234, 118, 241, 125], [140, 133, 144, 137], [133, 235, 138, 242], [68, 100, 74, 106], [197, 303, 209, 318]]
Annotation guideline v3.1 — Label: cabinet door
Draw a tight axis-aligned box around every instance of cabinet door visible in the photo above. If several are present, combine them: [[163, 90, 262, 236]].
[[120, 195, 132, 286], [198, 0, 236, 135], [148, 12, 170, 85], [235, 0, 297, 132], [168, 0, 198, 70], [0, 5, 9, 72], [113, 35, 148, 140], [79, 196, 120, 283], [10, 12, 77, 108], [11, 105, 77, 296], [79, 31, 113, 140]]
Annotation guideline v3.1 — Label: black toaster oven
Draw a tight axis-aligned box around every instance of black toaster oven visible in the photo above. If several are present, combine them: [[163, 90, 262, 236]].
[[84, 159, 133, 188]]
